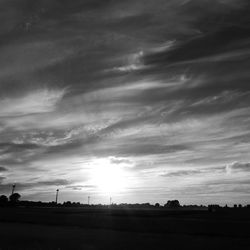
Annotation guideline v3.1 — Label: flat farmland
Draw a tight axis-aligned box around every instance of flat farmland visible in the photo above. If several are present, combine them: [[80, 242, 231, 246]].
[[0, 207, 249, 250]]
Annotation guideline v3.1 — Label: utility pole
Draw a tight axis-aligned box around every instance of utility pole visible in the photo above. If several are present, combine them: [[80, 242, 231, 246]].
[[11, 184, 16, 195], [88, 196, 90, 205], [55, 189, 59, 204], [110, 197, 112, 205]]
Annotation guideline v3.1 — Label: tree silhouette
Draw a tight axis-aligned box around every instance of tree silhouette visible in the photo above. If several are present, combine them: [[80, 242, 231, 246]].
[[9, 193, 21, 203], [0, 195, 8, 206], [155, 203, 160, 207], [164, 200, 181, 208]]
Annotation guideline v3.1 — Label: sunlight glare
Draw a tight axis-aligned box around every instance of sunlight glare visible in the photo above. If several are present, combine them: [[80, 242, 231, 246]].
[[91, 158, 128, 194]]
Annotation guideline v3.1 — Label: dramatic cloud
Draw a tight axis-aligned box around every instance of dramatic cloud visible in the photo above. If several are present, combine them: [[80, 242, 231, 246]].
[[0, 166, 7, 172], [0, 0, 250, 204], [0, 179, 69, 193], [0, 176, 5, 183], [226, 162, 250, 173], [0, 88, 66, 117], [161, 170, 202, 177]]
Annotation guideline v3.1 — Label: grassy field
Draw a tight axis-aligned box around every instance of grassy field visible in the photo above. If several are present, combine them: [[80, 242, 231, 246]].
[[0, 207, 250, 250]]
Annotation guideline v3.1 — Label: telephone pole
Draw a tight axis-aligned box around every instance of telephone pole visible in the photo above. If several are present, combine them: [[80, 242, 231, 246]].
[[11, 184, 16, 195], [55, 189, 59, 204], [88, 196, 90, 205]]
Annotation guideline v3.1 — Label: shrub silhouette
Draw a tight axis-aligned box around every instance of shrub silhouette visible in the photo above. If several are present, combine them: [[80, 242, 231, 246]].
[[164, 200, 181, 208], [0, 195, 8, 206], [9, 193, 21, 203]]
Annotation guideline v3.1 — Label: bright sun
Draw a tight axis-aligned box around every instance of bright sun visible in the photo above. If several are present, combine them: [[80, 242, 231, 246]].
[[91, 158, 128, 194]]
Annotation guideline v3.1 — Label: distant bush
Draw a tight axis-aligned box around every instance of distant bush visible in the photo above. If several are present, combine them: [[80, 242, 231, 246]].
[[208, 204, 221, 212], [9, 193, 21, 203], [164, 200, 181, 208], [0, 195, 8, 206]]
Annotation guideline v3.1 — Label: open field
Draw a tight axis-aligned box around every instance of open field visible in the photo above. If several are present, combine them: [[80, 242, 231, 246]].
[[0, 207, 250, 250]]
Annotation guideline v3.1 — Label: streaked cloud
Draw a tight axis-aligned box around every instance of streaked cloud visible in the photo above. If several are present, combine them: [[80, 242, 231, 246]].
[[161, 170, 202, 177], [0, 166, 7, 172], [0, 0, 250, 204], [0, 88, 66, 117], [226, 162, 250, 174]]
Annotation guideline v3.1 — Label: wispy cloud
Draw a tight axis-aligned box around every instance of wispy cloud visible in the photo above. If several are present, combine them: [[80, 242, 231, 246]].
[[0, 88, 66, 117], [0, 0, 250, 204], [161, 170, 202, 177], [226, 161, 250, 174], [0, 166, 7, 172], [0, 178, 70, 193]]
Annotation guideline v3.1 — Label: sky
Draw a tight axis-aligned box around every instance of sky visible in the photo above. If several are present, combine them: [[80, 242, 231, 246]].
[[0, 0, 250, 205]]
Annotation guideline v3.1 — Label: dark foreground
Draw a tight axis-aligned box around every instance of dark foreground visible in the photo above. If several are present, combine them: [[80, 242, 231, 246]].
[[0, 207, 250, 250]]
